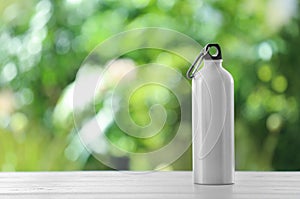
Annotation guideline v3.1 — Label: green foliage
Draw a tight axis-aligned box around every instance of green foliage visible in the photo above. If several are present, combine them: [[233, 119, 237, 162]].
[[0, 0, 299, 171]]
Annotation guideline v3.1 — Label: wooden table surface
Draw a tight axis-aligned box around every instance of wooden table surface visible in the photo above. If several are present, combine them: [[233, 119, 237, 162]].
[[0, 171, 299, 198]]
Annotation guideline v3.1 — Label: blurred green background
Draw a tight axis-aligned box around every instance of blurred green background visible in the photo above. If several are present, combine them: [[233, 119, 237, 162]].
[[0, 0, 299, 171]]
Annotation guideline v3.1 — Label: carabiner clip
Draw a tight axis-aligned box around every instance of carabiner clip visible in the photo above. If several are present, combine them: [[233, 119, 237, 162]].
[[186, 45, 210, 79]]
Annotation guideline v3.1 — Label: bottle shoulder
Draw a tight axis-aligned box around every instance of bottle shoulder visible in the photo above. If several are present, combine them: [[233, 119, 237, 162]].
[[221, 68, 234, 84], [194, 66, 233, 85]]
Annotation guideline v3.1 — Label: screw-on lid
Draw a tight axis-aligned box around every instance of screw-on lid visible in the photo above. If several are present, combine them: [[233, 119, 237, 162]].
[[203, 43, 222, 60]]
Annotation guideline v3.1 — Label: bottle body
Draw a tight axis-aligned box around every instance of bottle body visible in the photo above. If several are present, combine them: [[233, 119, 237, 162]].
[[192, 60, 234, 185]]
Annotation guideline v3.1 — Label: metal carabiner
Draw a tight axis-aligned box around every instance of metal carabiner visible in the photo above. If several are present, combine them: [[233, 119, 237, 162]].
[[186, 45, 210, 79]]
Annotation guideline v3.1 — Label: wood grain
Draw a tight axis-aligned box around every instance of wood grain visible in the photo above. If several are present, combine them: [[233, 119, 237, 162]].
[[0, 171, 299, 198]]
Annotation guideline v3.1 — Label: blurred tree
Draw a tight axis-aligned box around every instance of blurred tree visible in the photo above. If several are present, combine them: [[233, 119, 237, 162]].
[[0, 0, 299, 171]]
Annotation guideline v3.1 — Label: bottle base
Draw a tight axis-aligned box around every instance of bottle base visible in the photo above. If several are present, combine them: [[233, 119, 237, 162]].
[[194, 182, 234, 185]]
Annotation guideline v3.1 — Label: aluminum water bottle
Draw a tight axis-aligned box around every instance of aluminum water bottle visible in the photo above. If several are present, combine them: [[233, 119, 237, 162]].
[[188, 44, 234, 185]]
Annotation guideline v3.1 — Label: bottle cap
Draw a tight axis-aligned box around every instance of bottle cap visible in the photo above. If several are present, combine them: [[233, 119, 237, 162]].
[[203, 43, 222, 60]]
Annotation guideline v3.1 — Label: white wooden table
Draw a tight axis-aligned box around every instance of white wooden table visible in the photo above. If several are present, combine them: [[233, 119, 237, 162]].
[[0, 171, 299, 198]]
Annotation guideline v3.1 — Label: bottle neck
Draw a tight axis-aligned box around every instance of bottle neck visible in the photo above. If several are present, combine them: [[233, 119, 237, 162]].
[[203, 60, 223, 68]]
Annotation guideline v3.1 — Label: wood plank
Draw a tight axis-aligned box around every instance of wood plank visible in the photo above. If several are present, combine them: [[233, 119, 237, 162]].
[[0, 172, 299, 198]]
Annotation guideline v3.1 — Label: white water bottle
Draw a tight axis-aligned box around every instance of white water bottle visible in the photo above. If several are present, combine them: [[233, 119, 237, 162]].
[[187, 44, 234, 185]]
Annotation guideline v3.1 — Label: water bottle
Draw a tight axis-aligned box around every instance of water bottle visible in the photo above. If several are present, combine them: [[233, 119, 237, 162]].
[[187, 43, 234, 185]]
